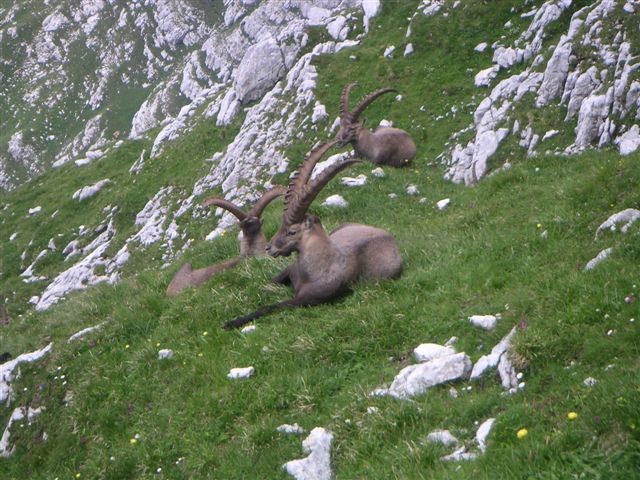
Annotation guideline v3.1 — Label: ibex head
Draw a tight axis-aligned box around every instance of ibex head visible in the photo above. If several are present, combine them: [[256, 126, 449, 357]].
[[336, 82, 398, 146], [268, 141, 360, 256], [202, 186, 286, 256]]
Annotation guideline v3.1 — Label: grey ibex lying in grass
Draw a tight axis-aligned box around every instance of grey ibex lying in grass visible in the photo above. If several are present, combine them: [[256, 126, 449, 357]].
[[223, 141, 403, 329], [335, 82, 416, 167], [166, 187, 285, 295]]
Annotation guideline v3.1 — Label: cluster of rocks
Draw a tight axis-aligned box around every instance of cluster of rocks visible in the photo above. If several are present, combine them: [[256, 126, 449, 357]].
[[442, 0, 640, 185], [585, 208, 640, 270], [0, 343, 52, 457], [1, 0, 380, 190]]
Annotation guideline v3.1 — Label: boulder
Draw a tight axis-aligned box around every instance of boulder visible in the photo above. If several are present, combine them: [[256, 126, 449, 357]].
[[387, 352, 472, 399], [234, 38, 285, 104]]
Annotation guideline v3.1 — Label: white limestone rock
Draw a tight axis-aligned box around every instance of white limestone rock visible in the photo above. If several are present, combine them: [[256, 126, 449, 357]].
[[436, 198, 450, 210], [341, 174, 367, 187], [468, 314, 498, 330], [72, 179, 112, 201], [362, 0, 381, 33], [440, 446, 477, 462], [0, 343, 53, 406], [158, 349, 174, 360], [470, 326, 517, 380], [413, 343, 456, 363], [615, 125, 640, 155], [234, 38, 285, 105], [385, 352, 472, 399], [68, 322, 107, 343], [0, 406, 43, 458], [371, 167, 385, 178], [277, 423, 305, 435], [584, 247, 614, 271], [570, 92, 611, 152], [475, 418, 496, 453], [474, 42, 488, 52], [595, 208, 640, 238], [498, 351, 519, 390], [311, 102, 328, 123], [475, 66, 499, 87], [427, 429, 459, 447], [404, 43, 414, 57], [283, 427, 333, 480], [322, 194, 348, 208], [227, 366, 255, 379], [326, 15, 348, 41], [535, 35, 571, 107]]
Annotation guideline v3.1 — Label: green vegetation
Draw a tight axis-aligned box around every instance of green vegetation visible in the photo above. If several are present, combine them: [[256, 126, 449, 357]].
[[1, 1, 639, 478]]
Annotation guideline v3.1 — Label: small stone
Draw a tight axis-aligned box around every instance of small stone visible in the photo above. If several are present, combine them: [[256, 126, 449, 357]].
[[468, 314, 498, 330], [277, 423, 305, 435], [158, 349, 173, 360], [436, 198, 451, 210], [427, 429, 459, 446], [406, 184, 419, 195], [241, 325, 256, 333], [227, 367, 255, 379], [322, 194, 348, 208], [583, 377, 597, 387], [371, 167, 385, 178]]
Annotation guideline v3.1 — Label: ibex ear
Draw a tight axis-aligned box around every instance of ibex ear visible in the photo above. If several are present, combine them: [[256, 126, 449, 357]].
[[304, 216, 314, 230]]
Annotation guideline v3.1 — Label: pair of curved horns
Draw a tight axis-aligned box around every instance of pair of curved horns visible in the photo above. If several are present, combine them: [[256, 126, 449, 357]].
[[340, 82, 398, 123], [201, 186, 286, 221], [283, 141, 361, 226]]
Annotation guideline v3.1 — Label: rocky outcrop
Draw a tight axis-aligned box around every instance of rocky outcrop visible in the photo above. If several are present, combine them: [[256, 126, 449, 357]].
[[443, 0, 640, 185], [0, 0, 373, 190]]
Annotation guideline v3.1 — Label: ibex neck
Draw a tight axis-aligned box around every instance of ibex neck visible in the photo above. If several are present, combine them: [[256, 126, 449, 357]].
[[354, 128, 376, 158], [298, 229, 341, 275]]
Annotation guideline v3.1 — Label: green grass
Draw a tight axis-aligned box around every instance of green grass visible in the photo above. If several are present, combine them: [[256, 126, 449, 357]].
[[1, 0, 640, 478]]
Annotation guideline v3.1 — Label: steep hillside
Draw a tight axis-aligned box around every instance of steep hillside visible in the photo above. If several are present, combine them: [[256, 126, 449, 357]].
[[1, 0, 639, 478]]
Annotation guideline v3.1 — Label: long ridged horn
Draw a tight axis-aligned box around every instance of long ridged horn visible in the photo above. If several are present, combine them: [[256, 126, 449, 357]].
[[283, 140, 338, 217], [249, 186, 286, 218], [340, 82, 358, 121], [201, 197, 247, 221], [284, 157, 361, 225], [349, 87, 398, 122]]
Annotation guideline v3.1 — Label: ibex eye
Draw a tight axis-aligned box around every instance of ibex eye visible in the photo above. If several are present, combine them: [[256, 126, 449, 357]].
[[287, 230, 296, 236]]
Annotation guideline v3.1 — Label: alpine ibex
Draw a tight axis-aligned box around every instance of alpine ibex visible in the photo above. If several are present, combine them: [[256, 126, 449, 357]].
[[335, 82, 416, 167], [223, 141, 403, 329], [166, 187, 285, 296]]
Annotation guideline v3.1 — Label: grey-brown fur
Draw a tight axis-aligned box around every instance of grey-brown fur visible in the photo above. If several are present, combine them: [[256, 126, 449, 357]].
[[166, 187, 285, 296], [335, 82, 416, 168], [223, 142, 402, 329]]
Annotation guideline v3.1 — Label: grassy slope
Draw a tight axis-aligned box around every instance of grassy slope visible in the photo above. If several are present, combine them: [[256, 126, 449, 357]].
[[1, 0, 639, 478]]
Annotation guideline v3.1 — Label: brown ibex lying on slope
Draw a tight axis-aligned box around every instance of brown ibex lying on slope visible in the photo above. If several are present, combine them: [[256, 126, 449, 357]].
[[223, 141, 403, 329], [335, 82, 416, 168], [166, 187, 285, 296]]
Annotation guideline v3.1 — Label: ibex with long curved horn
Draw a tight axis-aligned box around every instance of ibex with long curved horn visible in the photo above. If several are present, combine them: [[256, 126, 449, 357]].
[[223, 141, 403, 329], [335, 82, 416, 168], [166, 187, 285, 296]]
